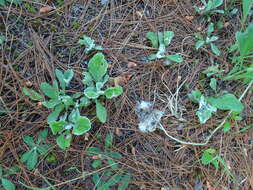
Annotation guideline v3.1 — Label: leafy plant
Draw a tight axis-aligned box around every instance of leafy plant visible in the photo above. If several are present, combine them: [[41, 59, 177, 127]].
[[195, 23, 221, 56], [242, 0, 253, 25], [86, 133, 131, 190], [188, 89, 244, 124], [0, 165, 20, 190], [20, 129, 51, 170], [193, 0, 224, 16], [83, 52, 123, 123], [146, 31, 183, 64], [0, 0, 21, 7], [78, 35, 103, 53]]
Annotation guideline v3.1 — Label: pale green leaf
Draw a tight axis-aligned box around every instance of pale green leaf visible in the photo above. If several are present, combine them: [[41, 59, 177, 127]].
[[49, 121, 66, 135], [166, 54, 183, 63], [56, 133, 72, 149], [22, 88, 43, 101], [105, 133, 113, 148], [223, 121, 231, 133], [104, 86, 123, 99], [163, 31, 174, 46], [40, 82, 59, 99], [210, 43, 220, 56], [236, 24, 253, 58], [27, 150, 38, 170], [146, 32, 158, 48], [91, 159, 102, 169], [195, 40, 205, 50], [243, 0, 253, 23], [96, 100, 107, 123], [197, 96, 217, 124], [72, 116, 91, 135], [1, 178, 15, 190], [47, 104, 64, 123], [84, 87, 100, 99], [88, 53, 108, 82], [209, 78, 217, 91], [23, 136, 35, 147]]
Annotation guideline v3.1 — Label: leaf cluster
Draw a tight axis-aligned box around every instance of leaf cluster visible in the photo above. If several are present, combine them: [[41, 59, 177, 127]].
[[146, 31, 183, 64], [20, 129, 51, 170], [86, 134, 131, 190], [193, 0, 224, 16], [78, 35, 103, 53]]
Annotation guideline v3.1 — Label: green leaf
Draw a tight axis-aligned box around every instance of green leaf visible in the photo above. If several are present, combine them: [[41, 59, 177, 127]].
[[106, 152, 122, 159], [243, 0, 253, 23], [210, 43, 220, 56], [211, 0, 223, 9], [40, 82, 59, 99], [163, 31, 174, 46], [188, 90, 202, 103], [236, 24, 253, 58], [105, 133, 113, 148], [196, 96, 217, 124], [55, 69, 65, 89], [47, 104, 64, 123], [166, 54, 183, 63], [206, 36, 218, 43], [56, 133, 72, 149], [118, 174, 131, 190], [96, 100, 107, 123], [49, 121, 66, 135], [146, 32, 158, 48], [0, 1, 6, 7], [195, 40, 205, 50], [63, 69, 74, 86], [86, 147, 102, 156], [72, 116, 91, 135], [201, 148, 216, 165], [22, 88, 43, 101], [91, 159, 102, 169], [60, 96, 74, 106], [1, 178, 15, 190], [4, 165, 20, 177], [23, 136, 35, 147], [82, 72, 94, 86], [84, 87, 100, 99], [104, 173, 122, 187], [88, 53, 108, 82], [92, 173, 102, 187], [79, 97, 91, 107], [42, 99, 60, 108], [104, 86, 123, 99], [207, 23, 214, 36], [207, 93, 244, 112], [27, 150, 38, 170], [107, 159, 118, 170], [20, 150, 33, 163], [223, 121, 231, 133], [209, 78, 217, 91], [78, 35, 103, 53]]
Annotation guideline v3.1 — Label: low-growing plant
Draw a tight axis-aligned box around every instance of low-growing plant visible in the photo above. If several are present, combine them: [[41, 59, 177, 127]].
[[0, 165, 20, 190], [20, 129, 51, 170], [83, 52, 123, 123], [195, 23, 221, 56], [188, 89, 243, 124], [193, 0, 224, 18], [86, 133, 131, 190], [78, 35, 103, 53], [146, 31, 183, 64]]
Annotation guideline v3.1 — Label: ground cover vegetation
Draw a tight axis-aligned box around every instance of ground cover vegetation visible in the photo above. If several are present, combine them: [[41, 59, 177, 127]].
[[0, 0, 253, 189]]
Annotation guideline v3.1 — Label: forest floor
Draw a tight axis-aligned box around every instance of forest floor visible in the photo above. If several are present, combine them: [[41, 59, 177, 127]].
[[0, 0, 253, 190]]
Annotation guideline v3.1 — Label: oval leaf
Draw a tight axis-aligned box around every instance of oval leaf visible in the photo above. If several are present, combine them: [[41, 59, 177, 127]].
[[1, 178, 15, 190], [104, 86, 123, 99], [88, 53, 108, 82], [56, 133, 72, 149], [40, 82, 59, 99], [96, 100, 107, 123], [72, 116, 91, 135], [22, 88, 43, 101]]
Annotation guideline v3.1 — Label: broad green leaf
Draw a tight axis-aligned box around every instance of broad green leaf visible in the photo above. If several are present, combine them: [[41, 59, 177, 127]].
[[104, 86, 123, 99], [82, 72, 94, 86], [243, 0, 253, 23], [223, 120, 231, 133], [27, 150, 38, 170], [1, 178, 15, 190], [106, 152, 122, 159], [236, 24, 253, 58], [20, 150, 33, 163], [206, 36, 218, 43], [166, 54, 183, 63], [146, 32, 158, 48], [91, 159, 102, 169], [207, 23, 214, 36], [163, 31, 174, 46], [22, 88, 43, 101], [0, 1, 6, 7], [207, 93, 244, 112], [63, 69, 74, 86], [118, 174, 131, 190], [55, 69, 65, 89], [107, 159, 118, 170], [195, 40, 205, 50], [105, 133, 113, 148], [72, 116, 91, 135], [96, 100, 107, 123], [23, 136, 35, 147], [84, 87, 100, 99], [210, 43, 220, 56], [49, 121, 66, 135], [42, 99, 60, 108], [69, 109, 79, 122], [79, 97, 91, 107], [86, 147, 102, 156], [92, 173, 102, 187], [4, 165, 20, 177], [37, 146, 49, 155], [197, 96, 217, 124], [209, 78, 217, 91], [40, 82, 59, 99], [47, 104, 64, 123], [56, 133, 72, 149], [211, 0, 223, 9], [188, 90, 202, 103], [60, 96, 74, 106], [88, 53, 108, 82]]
